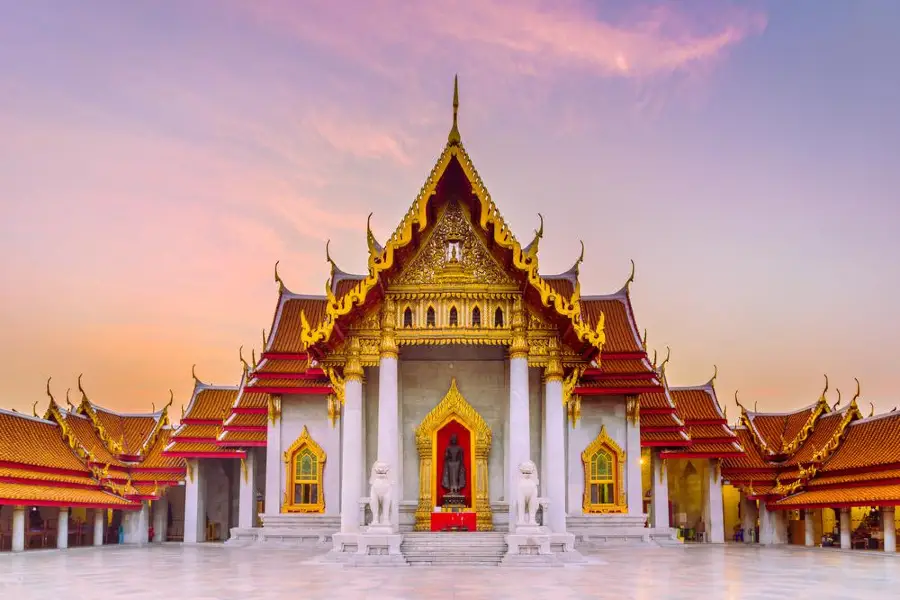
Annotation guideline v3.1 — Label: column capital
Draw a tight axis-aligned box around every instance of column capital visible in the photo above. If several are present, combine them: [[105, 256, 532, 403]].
[[544, 337, 563, 382], [344, 337, 364, 382], [380, 297, 399, 359], [509, 296, 528, 359]]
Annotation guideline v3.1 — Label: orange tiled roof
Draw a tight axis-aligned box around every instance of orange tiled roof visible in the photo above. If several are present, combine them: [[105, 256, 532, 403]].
[[721, 428, 775, 471], [641, 413, 681, 428], [182, 386, 238, 422], [256, 359, 312, 373], [670, 387, 726, 422], [808, 469, 900, 488], [0, 410, 90, 472], [580, 378, 654, 390], [219, 430, 267, 444], [593, 359, 650, 374], [580, 295, 642, 354], [140, 429, 185, 470], [0, 466, 96, 487], [248, 378, 331, 388], [821, 413, 900, 473], [0, 482, 138, 507], [91, 406, 160, 455], [224, 412, 267, 428], [686, 442, 744, 455], [61, 412, 125, 467], [267, 295, 328, 354], [164, 441, 224, 454], [173, 424, 220, 439], [784, 409, 849, 465], [641, 430, 689, 443], [688, 424, 735, 439], [639, 392, 674, 411], [774, 484, 900, 509]]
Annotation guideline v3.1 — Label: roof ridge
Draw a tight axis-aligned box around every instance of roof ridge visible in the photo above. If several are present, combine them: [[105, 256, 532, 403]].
[[0, 407, 57, 425]]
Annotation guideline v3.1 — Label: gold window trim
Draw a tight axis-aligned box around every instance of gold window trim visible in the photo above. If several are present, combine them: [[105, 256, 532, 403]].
[[282, 425, 326, 513], [581, 425, 627, 514], [414, 377, 492, 531]]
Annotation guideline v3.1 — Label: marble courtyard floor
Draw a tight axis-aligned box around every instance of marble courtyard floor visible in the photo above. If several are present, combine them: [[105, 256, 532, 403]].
[[1, 543, 896, 600]]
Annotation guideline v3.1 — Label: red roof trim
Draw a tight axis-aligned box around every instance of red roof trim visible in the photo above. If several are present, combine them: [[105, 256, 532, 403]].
[[599, 352, 647, 361], [244, 386, 332, 395], [642, 440, 691, 448], [660, 451, 745, 459], [181, 418, 223, 426], [232, 407, 268, 415], [162, 451, 246, 459], [770, 499, 900, 511], [577, 386, 664, 395], [811, 478, 900, 491], [261, 352, 308, 360], [222, 425, 267, 432], [585, 373, 657, 382], [255, 372, 321, 380], [217, 440, 268, 448], [0, 498, 141, 510], [821, 462, 900, 477], [641, 408, 677, 415], [0, 476, 99, 491], [128, 467, 185, 474]]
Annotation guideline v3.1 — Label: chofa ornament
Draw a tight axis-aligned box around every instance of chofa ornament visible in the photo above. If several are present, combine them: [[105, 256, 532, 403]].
[[368, 461, 393, 528], [516, 460, 540, 526]]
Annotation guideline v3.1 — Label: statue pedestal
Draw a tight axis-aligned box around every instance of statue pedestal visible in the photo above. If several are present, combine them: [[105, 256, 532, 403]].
[[503, 525, 558, 567]]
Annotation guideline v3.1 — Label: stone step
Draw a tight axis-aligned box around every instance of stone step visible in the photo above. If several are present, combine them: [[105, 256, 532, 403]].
[[401, 532, 507, 567]]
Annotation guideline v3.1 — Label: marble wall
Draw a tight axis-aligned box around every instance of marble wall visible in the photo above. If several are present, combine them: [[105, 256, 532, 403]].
[[280, 394, 341, 516], [565, 396, 628, 514]]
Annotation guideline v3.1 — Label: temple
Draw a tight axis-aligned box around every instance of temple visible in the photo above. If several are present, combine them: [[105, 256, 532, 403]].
[[2, 79, 899, 562]]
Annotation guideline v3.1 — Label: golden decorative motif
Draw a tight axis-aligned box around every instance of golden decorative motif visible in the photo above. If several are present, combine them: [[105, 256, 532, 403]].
[[186, 460, 194, 483], [811, 392, 862, 463], [625, 395, 641, 425], [297, 79, 607, 355], [781, 389, 829, 455], [544, 336, 563, 382], [413, 378, 492, 531], [390, 200, 517, 290], [282, 425, 326, 514], [509, 296, 528, 359], [581, 425, 627, 513], [326, 394, 341, 428], [343, 337, 364, 382], [380, 297, 398, 359], [240, 458, 248, 484], [267, 394, 281, 425], [77, 374, 125, 456]]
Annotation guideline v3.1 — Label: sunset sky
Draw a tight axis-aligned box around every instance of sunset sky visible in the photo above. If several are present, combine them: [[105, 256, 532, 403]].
[[1, 1, 898, 420]]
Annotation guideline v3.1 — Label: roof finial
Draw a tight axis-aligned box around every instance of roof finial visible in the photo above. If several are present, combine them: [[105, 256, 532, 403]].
[[274, 260, 285, 293], [820, 374, 829, 403], [66, 388, 75, 411], [32, 400, 38, 417], [869, 402, 875, 417], [239, 346, 250, 375], [659, 346, 671, 373], [191, 364, 201, 386], [833, 388, 842, 411], [325, 239, 337, 276], [46, 377, 55, 404], [77, 373, 88, 403], [641, 329, 648, 351], [262, 328, 268, 351], [366, 213, 383, 256], [651, 348, 658, 369], [574, 240, 585, 273], [734, 390, 745, 412], [709, 364, 718, 386], [851, 378, 861, 406], [449, 75, 461, 144], [625, 259, 636, 291], [166, 390, 174, 410]]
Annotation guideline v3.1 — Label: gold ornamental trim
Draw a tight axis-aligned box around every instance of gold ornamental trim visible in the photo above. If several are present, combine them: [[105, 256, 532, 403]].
[[297, 85, 607, 355], [413, 378, 492, 531], [282, 425, 326, 514], [581, 425, 627, 514]]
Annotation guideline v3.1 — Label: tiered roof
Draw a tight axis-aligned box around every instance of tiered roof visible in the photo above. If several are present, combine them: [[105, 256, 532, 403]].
[[0, 408, 138, 509], [772, 409, 900, 510], [659, 377, 744, 460], [163, 374, 245, 459]]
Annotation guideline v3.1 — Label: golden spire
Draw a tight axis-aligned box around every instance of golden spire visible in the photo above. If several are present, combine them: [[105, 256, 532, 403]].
[[625, 259, 636, 291], [850, 378, 861, 407], [709, 364, 718, 386], [274, 260, 285, 293], [832, 388, 842, 411], [448, 75, 461, 144], [77, 373, 89, 404]]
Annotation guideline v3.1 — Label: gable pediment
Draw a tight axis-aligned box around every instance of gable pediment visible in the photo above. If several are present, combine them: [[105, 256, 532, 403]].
[[388, 199, 517, 291]]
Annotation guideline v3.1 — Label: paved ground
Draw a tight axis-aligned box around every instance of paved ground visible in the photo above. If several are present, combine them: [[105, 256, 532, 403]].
[[0, 543, 896, 599]]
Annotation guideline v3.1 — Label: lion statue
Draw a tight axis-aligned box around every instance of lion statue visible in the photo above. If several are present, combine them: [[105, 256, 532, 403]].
[[516, 460, 540, 526], [368, 461, 393, 527]]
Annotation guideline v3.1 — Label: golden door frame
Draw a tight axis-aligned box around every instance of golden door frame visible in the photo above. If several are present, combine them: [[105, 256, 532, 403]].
[[414, 377, 493, 531]]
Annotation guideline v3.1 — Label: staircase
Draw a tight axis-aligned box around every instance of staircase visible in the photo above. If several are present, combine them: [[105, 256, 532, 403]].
[[401, 532, 508, 566]]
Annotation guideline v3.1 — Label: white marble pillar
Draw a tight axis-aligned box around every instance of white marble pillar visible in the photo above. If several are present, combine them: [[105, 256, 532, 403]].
[[650, 452, 670, 529], [804, 509, 815, 547], [184, 459, 206, 543], [740, 493, 757, 543], [624, 398, 643, 517], [138, 501, 150, 543], [56, 507, 69, 549], [883, 507, 896, 553], [11, 506, 25, 552], [377, 348, 400, 531], [153, 496, 168, 542], [507, 354, 530, 533], [705, 459, 725, 543], [543, 368, 566, 533], [238, 450, 257, 529], [340, 352, 364, 533], [264, 398, 282, 516], [93, 509, 105, 546], [840, 508, 851, 549], [758, 503, 774, 545]]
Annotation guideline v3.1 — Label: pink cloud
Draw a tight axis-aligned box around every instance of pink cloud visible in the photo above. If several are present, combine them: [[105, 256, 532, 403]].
[[236, 0, 766, 80]]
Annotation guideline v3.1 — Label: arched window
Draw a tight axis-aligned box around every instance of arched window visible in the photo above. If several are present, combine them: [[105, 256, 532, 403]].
[[403, 307, 413, 328], [494, 307, 504, 328], [283, 426, 326, 513], [588, 449, 614, 505], [581, 425, 625, 513], [449, 306, 458, 327], [471, 306, 481, 327], [426, 306, 436, 327]]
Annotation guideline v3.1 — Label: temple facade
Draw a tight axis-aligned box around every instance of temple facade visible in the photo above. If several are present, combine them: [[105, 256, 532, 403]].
[[2, 80, 899, 561]]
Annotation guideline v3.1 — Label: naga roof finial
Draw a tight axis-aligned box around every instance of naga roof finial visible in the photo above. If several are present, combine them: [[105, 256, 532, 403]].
[[166, 390, 174, 410], [625, 259, 636, 291], [325, 239, 338, 277], [448, 75, 461, 144], [191, 364, 202, 386], [659, 346, 671, 373], [32, 400, 38, 417], [573, 240, 585, 274], [262, 328, 268, 352], [850, 378, 861, 406], [734, 390, 746, 413], [66, 388, 75, 411], [77, 373, 89, 404], [869, 402, 875, 418], [709, 364, 718, 386], [251, 348, 258, 370], [641, 329, 648, 351], [524, 214, 544, 257], [239, 345, 250, 375], [274, 260, 285, 293], [819, 374, 829, 405], [366, 214, 383, 256], [651, 348, 658, 369], [833, 388, 842, 411], [46, 377, 55, 404]]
